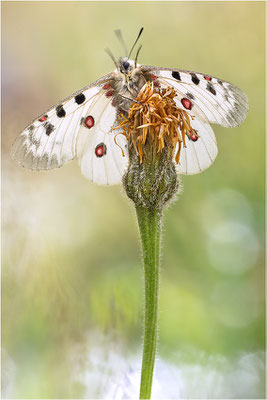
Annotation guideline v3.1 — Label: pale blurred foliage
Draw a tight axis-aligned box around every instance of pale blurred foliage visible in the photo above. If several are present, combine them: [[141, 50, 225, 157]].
[[2, 1, 265, 399], [3, 331, 264, 399]]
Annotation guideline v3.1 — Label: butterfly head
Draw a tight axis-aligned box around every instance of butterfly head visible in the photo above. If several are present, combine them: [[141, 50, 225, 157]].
[[119, 58, 135, 74]]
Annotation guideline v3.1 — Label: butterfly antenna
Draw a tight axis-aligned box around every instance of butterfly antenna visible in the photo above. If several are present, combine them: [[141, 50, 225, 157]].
[[134, 45, 142, 67], [128, 27, 144, 60], [105, 48, 118, 68], [115, 29, 128, 57]]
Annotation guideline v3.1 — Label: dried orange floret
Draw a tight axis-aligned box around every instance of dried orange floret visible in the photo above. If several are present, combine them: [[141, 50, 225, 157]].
[[115, 81, 194, 164]]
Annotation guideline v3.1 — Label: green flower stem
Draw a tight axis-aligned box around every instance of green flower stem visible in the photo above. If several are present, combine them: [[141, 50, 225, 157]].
[[136, 205, 162, 399], [123, 144, 179, 398]]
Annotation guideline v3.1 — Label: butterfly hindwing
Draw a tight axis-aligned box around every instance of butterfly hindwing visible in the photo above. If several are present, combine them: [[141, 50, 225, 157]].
[[177, 112, 218, 175], [76, 92, 128, 185]]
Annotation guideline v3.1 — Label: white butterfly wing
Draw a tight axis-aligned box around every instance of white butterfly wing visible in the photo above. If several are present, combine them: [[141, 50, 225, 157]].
[[177, 113, 218, 175], [144, 67, 248, 128], [11, 75, 111, 170], [12, 62, 248, 181], [142, 65, 248, 174], [76, 92, 128, 185], [11, 74, 129, 185]]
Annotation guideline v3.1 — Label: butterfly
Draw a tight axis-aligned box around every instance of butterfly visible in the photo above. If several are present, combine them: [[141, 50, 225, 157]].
[[11, 28, 248, 185]]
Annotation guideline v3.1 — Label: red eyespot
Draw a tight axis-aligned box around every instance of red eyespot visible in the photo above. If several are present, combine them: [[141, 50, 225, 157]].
[[204, 76, 212, 81], [105, 90, 114, 97], [191, 133, 198, 141], [84, 116, 94, 129], [181, 98, 192, 110], [103, 83, 111, 90], [150, 74, 157, 80], [95, 143, 107, 157], [189, 129, 199, 141], [39, 115, 47, 122], [186, 129, 199, 141]]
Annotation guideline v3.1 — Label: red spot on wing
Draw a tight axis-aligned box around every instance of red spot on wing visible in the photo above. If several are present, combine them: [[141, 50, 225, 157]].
[[105, 90, 114, 97], [103, 83, 111, 90], [186, 129, 199, 141], [191, 132, 198, 141], [84, 116, 94, 129], [95, 146, 104, 157], [181, 98, 192, 110], [39, 115, 48, 122], [190, 129, 199, 141], [150, 74, 157, 80], [204, 76, 212, 81], [95, 143, 107, 157]]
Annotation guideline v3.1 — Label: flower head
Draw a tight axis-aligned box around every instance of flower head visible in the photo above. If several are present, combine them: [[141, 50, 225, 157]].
[[119, 82, 182, 209], [117, 81, 196, 165]]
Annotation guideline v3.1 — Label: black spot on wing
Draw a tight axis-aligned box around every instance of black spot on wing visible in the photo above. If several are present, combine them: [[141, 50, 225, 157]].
[[207, 84, 216, 95], [186, 92, 195, 100], [75, 93, 86, 104], [44, 122, 55, 136], [191, 73, 200, 85], [172, 71, 181, 81], [56, 105, 66, 118]]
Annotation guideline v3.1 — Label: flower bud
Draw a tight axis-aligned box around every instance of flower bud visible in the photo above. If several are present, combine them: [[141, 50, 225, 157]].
[[123, 144, 179, 210]]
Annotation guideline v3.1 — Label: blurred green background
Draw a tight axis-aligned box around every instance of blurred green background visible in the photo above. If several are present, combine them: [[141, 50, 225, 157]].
[[2, 1, 265, 399]]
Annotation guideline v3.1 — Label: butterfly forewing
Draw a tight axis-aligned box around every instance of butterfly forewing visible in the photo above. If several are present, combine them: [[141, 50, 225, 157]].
[[142, 66, 248, 128], [137, 65, 248, 175], [10, 74, 112, 171]]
